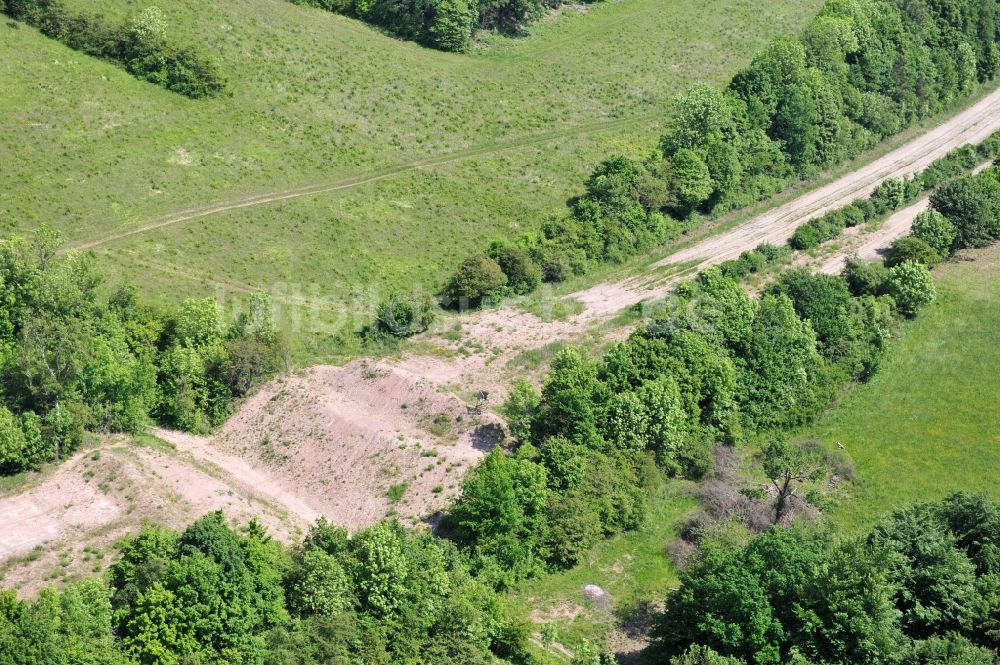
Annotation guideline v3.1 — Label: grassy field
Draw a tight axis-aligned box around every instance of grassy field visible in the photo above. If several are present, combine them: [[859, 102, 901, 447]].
[[1, 0, 823, 353], [801, 245, 1000, 533]]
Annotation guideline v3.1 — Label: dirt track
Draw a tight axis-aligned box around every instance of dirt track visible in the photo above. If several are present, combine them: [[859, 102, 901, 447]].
[[67, 113, 661, 252], [652, 87, 1000, 274], [385, 88, 1000, 402]]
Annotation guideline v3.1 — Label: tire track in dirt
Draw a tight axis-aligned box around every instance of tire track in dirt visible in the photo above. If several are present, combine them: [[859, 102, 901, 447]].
[[652, 86, 1000, 274], [149, 427, 321, 527], [68, 113, 663, 252], [388, 89, 1000, 401]]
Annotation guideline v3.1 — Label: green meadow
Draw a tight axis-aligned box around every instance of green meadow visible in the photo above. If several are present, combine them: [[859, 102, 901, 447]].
[[2, 0, 822, 324], [806, 246, 1000, 533]]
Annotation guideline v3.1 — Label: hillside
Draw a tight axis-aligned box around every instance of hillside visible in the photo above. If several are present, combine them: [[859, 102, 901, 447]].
[[1, 0, 821, 349], [3, 0, 1000, 662]]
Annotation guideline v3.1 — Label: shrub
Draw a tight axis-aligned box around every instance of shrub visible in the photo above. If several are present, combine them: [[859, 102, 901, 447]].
[[885, 236, 941, 268], [0, 407, 47, 474], [869, 177, 907, 214], [921, 145, 981, 190], [887, 260, 936, 318], [930, 173, 1000, 249], [373, 293, 436, 338], [487, 242, 542, 295], [756, 243, 791, 262], [222, 337, 281, 396], [789, 215, 842, 250], [911, 211, 956, 257], [841, 204, 867, 227], [426, 0, 475, 52], [3, 0, 225, 98], [501, 380, 541, 444], [444, 254, 507, 308], [856, 198, 881, 223], [789, 223, 822, 250], [978, 130, 1000, 161], [842, 257, 889, 297]]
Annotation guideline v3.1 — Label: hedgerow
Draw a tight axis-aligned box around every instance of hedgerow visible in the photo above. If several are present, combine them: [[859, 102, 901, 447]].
[[293, 0, 599, 52]]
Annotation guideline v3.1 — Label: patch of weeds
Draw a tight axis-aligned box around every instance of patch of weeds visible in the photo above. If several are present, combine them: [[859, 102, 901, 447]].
[[432, 484, 444, 494], [428, 414, 452, 437], [507, 340, 568, 372], [442, 323, 463, 342], [260, 435, 289, 465], [132, 433, 176, 452], [525, 296, 586, 322], [387, 482, 409, 503]]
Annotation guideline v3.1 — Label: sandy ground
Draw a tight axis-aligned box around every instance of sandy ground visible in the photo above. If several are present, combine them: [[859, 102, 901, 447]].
[[0, 436, 308, 597], [211, 361, 504, 529]]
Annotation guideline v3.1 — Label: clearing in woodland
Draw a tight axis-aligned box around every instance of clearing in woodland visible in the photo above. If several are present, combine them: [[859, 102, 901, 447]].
[[801, 244, 1000, 534]]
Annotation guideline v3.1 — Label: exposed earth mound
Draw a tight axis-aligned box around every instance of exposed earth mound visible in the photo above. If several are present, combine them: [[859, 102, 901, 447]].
[[212, 359, 505, 529]]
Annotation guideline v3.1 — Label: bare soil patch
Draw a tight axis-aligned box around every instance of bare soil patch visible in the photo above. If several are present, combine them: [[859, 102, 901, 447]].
[[212, 360, 505, 529], [0, 437, 305, 597]]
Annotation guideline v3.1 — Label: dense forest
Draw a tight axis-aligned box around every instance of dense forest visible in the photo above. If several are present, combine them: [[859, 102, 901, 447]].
[[651, 493, 1000, 664], [0, 230, 283, 475], [1, 494, 997, 664], [442, 0, 1000, 309], [0, 512, 530, 664]]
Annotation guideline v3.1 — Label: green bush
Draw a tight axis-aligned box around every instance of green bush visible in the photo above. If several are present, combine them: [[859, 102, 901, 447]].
[[885, 236, 942, 268], [841, 204, 867, 228], [930, 173, 1000, 250], [3, 1, 225, 98], [297, 0, 587, 52], [444, 254, 508, 309], [842, 257, 889, 297], [921, 145, 981, 190], [887, 260, 937, 318], [501, 379, 540, 444], [373, 293, 437, 339], [869, 177, 908, 215], [487, 242, 542, 296], [911, 210, 957, 257]]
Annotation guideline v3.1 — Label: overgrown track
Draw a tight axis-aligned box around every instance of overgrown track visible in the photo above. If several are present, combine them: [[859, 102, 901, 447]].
[[68, 113, 662, 252]]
